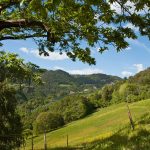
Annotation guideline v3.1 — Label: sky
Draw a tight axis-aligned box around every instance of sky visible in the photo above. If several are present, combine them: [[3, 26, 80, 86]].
[[1, 2, 150, 78], [1, 34, 150, 78]]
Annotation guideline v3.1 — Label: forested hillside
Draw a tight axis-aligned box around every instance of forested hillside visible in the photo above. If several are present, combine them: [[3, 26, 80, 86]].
[[18, 67, 150, 132], [17, 69, 121, 129], [89, 67, 150, 108], [24, 69, 121, 100]]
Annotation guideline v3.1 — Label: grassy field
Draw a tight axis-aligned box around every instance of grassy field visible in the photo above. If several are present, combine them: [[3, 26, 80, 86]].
[[24, 99, 150, 150]]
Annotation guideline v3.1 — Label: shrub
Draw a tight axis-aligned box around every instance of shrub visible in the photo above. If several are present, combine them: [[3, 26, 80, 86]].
[[35, 112, 64, 133], [49, 96, 94, 123]]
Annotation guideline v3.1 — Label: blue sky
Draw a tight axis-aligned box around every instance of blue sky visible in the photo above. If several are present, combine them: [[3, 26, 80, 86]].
[[1, 33, 150, 78]]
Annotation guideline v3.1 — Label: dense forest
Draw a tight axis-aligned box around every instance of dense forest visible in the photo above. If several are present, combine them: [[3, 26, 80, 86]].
[[20, 69, 121, 100]]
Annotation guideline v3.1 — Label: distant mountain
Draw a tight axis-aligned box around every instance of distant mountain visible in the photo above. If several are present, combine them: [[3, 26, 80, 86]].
[[24, 69, 121, 100], [73, 73, 120, 86]]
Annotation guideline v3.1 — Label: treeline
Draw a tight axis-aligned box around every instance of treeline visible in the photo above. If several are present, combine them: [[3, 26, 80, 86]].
[[0, 51, 43, 149], [90, 68, 150, 113], [25, 68, 150, 135], [89, 68, 150, 108], [19, 95, 94, 133]]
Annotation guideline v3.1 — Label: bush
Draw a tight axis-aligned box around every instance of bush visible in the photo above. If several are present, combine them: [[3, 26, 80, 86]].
[[35, 112, 64, 133], [49, 96, 94, 123]]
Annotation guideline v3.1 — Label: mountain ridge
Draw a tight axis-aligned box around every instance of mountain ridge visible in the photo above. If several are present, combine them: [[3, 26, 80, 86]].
[[24, 69, 121, 100]]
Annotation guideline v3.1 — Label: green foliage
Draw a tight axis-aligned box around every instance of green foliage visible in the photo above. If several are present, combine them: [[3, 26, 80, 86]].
[[0, 0, 149, 64], [0, 83, 23, 150], [0, 51, 25, 82], [0, 51, 44, 149], [16, 67, 120, 130], [35, 112, 64, 134], [129, 68, 150, 85], [30, 70, 120, 99], [0, 51, 43, 102], [49, 96, 94, 123], [0, 51, 42, 88], [101, 84, 114, 102], [89, 68, 150, 107]]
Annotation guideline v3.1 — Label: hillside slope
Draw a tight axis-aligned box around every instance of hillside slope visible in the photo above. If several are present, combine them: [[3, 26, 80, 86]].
[[24, 69, 121, 100], [24, 99, 150, 149]]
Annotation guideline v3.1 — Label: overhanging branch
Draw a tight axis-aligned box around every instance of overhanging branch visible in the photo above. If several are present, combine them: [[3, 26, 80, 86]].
[[0, 34, 47, 41], [0, 19, 47, 31]]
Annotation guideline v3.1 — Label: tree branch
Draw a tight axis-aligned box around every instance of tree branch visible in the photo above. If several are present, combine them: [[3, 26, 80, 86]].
[[115, 0, 132, 16], [0, 19, 47, 31], [0, 34, 47, 41]]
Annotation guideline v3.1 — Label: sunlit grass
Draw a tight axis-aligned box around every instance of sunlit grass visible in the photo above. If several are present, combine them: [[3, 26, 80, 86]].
[[23, 99, 150, 150]]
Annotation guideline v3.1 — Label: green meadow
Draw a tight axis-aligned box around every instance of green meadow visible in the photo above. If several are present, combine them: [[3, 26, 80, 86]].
[[24, 99, 150, 150]]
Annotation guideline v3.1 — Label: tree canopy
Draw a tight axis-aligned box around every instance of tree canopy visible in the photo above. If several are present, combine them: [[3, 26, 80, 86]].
[[0, 83, 23, 150], [0, 51, 42, 86], [35, 112, 64, 133], [0, 0, 149, 64], [0, 51, 44, 149]]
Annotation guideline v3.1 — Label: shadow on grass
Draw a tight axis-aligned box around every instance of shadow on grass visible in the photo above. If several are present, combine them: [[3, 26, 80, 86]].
[[138, 112, 150, 125], [34, 113, 150, 150], [45, 128, 150, 150], [81, 113, 150, 150], [47, 147, 80, 150], [82, 128, 150, 150]]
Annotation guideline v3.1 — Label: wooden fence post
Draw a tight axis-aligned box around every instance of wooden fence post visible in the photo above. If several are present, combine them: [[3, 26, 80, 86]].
[[44, 129, 47, 150], [67, 134, 68, 148], [31, 133, 34, 150], [126, 103, 134, 130]]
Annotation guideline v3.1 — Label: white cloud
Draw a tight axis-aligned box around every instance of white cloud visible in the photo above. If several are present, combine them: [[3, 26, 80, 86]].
[[110, 1, 148, 15], [53, 66, 64, 70], [20, 47, 29, 53], [121, 64, 145, 77], [110, 2, 122, 14], [110, 1, 139, 14], [96, 47, 100, 52], [133, 64, 144, 73], [110, 1, 135, 14], [94, 14, 100, 20], [30, 50, 68, 61], [121, 71, 133, 78], [51, 66, 104, 75], [68, 68, 104, 75]]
